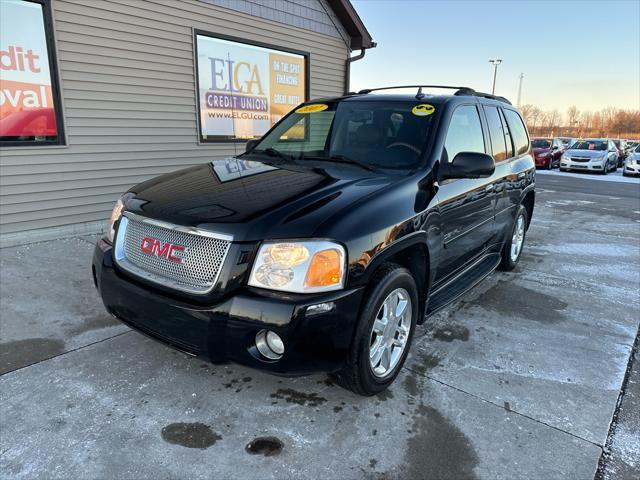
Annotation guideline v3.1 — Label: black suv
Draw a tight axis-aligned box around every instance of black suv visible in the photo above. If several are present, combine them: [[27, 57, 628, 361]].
[[93, 86, 535, 395]]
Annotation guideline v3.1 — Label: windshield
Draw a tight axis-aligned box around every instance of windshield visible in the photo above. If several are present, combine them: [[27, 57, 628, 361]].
[[636, 144, 640, 153], [247, 100, 436, 171], [531, 139, 552, 148], [571, 140, 608, 151]]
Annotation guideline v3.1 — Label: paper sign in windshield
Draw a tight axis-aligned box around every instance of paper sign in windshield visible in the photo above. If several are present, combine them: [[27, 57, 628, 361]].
[[296, 104, 328, 114]]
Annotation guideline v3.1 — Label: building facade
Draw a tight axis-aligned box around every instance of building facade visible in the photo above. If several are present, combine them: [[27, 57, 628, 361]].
[[0, 0, 373, 246]]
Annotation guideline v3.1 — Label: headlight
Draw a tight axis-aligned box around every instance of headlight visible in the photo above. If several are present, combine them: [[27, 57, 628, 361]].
[[106, 195, 126, 243], [561, 154, 570, 161], [248, 240, 346, 293]]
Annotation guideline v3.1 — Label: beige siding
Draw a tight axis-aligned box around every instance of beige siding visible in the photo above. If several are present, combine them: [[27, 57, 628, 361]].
[[0, 0, 349, 238]]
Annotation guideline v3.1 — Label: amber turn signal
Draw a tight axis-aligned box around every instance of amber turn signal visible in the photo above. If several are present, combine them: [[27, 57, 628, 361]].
[[304, 248, 343, 288]]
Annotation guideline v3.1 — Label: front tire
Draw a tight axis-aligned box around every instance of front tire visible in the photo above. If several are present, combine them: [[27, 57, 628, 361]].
[[333, 264, 418, 396], [499, 205, 528, 271]]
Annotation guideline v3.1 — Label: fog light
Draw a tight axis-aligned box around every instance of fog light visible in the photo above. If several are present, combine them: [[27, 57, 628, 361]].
[[266, 331, 284, 355], [255, 330, 284, 360]]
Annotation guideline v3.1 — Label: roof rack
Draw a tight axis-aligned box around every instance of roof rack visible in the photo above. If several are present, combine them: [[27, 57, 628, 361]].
[[460, 90, 512, 105], [356, 85, 512, 105]]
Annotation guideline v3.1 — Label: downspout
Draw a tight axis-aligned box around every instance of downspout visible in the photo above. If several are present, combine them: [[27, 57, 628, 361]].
[[344, 48, 367, 95]]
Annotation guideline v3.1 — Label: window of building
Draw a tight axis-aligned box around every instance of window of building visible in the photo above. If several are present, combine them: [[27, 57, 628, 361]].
[[484, 106, 508, 162], [0, 0, 64, 146], [444, 105, 485, 162], [503, 109, 530, 156], [194, 31, 309, 143]]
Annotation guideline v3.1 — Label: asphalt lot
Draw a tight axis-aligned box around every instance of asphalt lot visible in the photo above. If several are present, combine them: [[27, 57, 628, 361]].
[[1, 172, 639, 479]]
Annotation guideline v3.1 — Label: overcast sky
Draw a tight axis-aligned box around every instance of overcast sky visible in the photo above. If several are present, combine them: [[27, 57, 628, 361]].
[[350, 0, 640, 115]]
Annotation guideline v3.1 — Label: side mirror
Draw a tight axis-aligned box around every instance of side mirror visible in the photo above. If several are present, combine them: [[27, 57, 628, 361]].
[[246, 139, 260, 153], [442, 152, 495, 180], [552, 145, 559, 150]]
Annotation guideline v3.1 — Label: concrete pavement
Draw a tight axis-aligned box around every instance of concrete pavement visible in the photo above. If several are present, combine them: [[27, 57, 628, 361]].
[[1, 173, 638, 479]]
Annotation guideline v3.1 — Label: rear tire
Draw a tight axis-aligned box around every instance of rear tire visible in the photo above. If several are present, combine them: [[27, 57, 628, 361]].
[[498, 205, 528, 271], [332, 264, 418, 396]]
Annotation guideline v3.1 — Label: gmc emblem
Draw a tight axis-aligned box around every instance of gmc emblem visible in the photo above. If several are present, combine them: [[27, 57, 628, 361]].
[[140, 237, 186, 263]]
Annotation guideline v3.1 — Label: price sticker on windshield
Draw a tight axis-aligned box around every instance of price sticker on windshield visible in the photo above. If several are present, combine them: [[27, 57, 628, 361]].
[[296, 104, 329, 114], [412, 104, 435, 116]]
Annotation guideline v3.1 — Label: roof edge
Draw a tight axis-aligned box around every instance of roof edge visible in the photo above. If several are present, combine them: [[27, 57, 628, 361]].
[[326, 0, 375, 50]]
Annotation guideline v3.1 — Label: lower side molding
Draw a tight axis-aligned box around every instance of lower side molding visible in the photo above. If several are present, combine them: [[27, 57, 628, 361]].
[[426, 252, 501, 316]]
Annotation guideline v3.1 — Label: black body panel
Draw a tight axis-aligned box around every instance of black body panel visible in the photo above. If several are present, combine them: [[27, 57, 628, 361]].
[[94, 92, 535, 375]]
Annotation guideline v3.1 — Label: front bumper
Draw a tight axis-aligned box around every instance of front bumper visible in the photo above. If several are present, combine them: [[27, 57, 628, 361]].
[[93, 239, 364, 375], [534, 156, 551, 168], [560, 159, 605, 172], [624, 163, 640, 175]]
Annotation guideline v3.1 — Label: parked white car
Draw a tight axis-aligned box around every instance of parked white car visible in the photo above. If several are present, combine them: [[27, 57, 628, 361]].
[[560, 139, 619, 174], [623, 144, 640, 177]]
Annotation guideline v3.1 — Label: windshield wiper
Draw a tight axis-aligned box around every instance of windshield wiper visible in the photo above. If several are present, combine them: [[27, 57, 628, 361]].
[[247, 147, 297, 164], [303, 154, 378, 172]]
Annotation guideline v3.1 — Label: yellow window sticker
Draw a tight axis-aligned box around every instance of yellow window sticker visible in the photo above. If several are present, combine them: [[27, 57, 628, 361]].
[[296, 104, 329, 114], [412, 104, 435, 116]]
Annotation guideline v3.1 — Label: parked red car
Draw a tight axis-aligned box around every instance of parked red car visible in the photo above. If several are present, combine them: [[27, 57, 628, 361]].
[[532, 137, 564, 169]]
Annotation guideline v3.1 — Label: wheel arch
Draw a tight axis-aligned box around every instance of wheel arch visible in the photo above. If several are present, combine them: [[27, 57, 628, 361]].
[[521, 189, 535, 229], [359, 232, 431, 325]]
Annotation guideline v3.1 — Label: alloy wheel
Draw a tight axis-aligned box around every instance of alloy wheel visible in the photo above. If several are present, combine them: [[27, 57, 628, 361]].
[[510, 214, 525, 262], [369, 288, 412, 378]]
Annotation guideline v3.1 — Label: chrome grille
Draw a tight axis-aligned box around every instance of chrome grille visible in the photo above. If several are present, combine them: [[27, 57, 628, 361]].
[[114, 213, 232, 294], [571, 156, 591, 163]]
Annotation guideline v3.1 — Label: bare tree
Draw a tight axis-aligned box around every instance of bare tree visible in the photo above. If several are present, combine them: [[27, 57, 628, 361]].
[[567, 106, 580, 132], [530, 107, 542, 131]]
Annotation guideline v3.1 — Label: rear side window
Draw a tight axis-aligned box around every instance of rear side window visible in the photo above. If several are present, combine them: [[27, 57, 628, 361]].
[[444, 105, 485, 162], [484, 106, 508, 162], [498, 109, 514, 158], [503, 109, 529, 156]]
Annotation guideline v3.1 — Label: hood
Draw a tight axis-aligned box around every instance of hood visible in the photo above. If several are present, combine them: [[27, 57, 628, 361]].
[[124, 157, 396, 241], [533, 147, 552, 156], [565, 149, 607, 159]]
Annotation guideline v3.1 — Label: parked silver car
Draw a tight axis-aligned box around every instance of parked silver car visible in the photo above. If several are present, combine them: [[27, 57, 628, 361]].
[[560, 139, 619, 174], [623, 144, 640, 177]]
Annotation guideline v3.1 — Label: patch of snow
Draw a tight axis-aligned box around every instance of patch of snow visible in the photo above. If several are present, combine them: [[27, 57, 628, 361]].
[[536, 169, 640, 184], [609, 425, 640, 468]]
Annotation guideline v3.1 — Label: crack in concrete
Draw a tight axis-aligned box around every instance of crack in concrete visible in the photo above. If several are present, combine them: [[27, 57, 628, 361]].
[[0, 330, 132, 378], [402, 363, 604, 450]]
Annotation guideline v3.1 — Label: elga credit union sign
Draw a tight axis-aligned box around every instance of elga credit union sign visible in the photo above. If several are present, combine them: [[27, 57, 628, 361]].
[[0, 0, 59, 138], [196, 34, 306, 141]]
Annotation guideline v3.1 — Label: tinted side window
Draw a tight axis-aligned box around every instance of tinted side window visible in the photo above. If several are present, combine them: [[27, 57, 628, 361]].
[[503, 109, 529, 156], [498, 109, 514, 158], [484, 106, 508, 162], [444, 105, 485, 163]]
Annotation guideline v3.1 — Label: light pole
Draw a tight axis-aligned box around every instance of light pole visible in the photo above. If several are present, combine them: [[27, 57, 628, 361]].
[[516, 72, 524, 107], [489, 58, 502, 95]]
